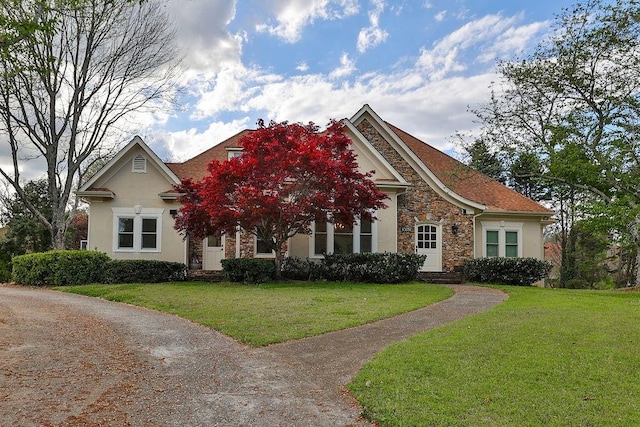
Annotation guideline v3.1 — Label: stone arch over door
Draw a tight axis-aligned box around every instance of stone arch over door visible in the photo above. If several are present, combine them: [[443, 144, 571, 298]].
[[415, 222, 442, 272]]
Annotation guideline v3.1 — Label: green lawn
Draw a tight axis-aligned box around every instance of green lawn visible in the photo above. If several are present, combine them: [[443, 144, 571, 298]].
[[60, 281, 453, 346], [348, 286, 640, 426]]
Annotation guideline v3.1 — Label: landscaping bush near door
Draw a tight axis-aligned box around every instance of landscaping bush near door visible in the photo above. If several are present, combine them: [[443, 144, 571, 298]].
[[319, 253, 427, 283]]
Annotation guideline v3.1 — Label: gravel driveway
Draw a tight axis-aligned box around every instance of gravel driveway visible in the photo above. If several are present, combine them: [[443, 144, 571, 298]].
[[0, 284, 507, 426]]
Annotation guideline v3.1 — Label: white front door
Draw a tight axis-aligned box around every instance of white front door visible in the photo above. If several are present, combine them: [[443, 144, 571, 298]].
[[204, 233, 224, 270], [416, 223, 442, 272]]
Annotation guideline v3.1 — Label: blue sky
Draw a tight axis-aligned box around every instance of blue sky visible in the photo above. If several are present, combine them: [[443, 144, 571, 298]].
[[141, 0, 579, 163]]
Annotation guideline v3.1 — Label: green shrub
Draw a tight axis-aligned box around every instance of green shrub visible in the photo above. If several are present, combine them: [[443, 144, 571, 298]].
[[12, 250, 110, 286], [319, 253, 427, 283], [221, 258, 276, 283], [0, 253, 11, 283], [464, 257, 552, 286], [281, 256, 316, 280], [103, 260, 187, 283]]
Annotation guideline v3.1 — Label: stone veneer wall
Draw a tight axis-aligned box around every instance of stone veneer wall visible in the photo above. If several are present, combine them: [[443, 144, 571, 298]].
[[236, 231, 287, 260], [188, 237, 203, 267], [356, 119, 473, 271], [187, 229, 287, 268]]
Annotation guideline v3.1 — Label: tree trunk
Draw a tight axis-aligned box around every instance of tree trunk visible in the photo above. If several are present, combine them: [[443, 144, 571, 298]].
[[274, 244, 283, 279], [52, 218, 67, 250], [635, 243, 640, 286]]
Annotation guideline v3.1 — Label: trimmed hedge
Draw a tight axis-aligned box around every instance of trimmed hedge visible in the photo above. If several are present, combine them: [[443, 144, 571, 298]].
[[464, 257, 552, 286], [12, 250, 110, 286], [103, 260, 187, 283], [318, 253, 426, 283], [221, 258, 276, 284], [281, 256, 317, 281], [11, 252, 187, 286]]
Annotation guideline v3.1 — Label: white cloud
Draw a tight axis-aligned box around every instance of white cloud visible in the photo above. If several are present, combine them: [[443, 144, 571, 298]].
[[165, 0, 243, 73], [415, 13, 545, 81], [256, 0, 359, 43], [144, 5, 555, 162], [356, 0, 389, 53], [190, 65, 282, 120], [235, 67, 497, 153], [477, 21, 550, 62], [329, 53, 356, 79], [434, 10, 446, 22], [151, 118, 251, 162]]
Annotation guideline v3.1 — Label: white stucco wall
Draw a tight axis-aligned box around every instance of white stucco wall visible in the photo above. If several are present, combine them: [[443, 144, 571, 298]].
[[85, 146, 186, 263], [474, 214, 546, 260]]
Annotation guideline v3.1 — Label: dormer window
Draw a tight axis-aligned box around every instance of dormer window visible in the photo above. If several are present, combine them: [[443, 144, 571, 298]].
[[132, 154, 146, 173], [226, 148, 243, 160]]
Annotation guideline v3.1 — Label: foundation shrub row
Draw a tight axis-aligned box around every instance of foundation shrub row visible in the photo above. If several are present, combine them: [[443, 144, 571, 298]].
[[464, 257, 552, 286], [11, 251, 186, 286]]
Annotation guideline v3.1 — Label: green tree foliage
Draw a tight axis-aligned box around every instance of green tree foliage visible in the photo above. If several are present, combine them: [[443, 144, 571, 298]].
[[509, 152, 550, 201], [566, 222, 609, 288], [474, 0, 640, 285], [464, 139, 506, 183], [0, 0, 178, 249], [1, 179, 52, 254]]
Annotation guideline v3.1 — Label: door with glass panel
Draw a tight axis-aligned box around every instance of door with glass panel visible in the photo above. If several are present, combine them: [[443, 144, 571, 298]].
[[203, 232, 224, 270], [415, 223, 442, 271]]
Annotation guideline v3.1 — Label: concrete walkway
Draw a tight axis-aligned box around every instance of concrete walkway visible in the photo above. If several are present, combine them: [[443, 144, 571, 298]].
[[0, 284, 507, 426]]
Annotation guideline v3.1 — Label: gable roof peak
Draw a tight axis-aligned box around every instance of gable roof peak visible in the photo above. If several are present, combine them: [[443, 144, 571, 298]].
[[78, 135, 180, 192]]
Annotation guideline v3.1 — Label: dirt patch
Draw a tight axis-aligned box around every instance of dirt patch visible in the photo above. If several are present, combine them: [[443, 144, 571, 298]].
[[0, 289, 146, 426]]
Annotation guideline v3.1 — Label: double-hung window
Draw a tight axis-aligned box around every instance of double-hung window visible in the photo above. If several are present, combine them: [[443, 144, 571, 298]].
[[112, 207, 163, 252], [482, 221, 522, 258], [505, 231, 518, 258], [486, 230, 499, 257], [255, 234, 274, 257], [141, 218, 158, 250], [312, 218, 376, 256], [118, 217, 135, 249]]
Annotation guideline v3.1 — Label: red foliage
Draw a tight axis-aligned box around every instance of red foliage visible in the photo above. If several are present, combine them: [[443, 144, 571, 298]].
[[174, 120, 388, 267]]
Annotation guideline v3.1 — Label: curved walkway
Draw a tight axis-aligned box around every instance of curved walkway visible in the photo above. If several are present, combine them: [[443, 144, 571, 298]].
[[0, 284, 507, 426]]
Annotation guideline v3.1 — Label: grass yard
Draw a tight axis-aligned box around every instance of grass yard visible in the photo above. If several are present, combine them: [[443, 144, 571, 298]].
[[60, 281, 452, 346], [349, 286, 640, 426]]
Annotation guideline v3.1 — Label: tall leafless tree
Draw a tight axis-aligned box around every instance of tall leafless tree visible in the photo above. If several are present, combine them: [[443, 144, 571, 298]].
[[0, 0, 179, 249]]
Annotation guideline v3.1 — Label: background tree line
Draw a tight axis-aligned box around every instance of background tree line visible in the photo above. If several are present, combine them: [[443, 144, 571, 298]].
[[465, 0, 640, 288]]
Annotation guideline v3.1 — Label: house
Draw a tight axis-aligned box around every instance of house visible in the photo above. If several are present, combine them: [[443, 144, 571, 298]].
[[77, 104, 554, 273]]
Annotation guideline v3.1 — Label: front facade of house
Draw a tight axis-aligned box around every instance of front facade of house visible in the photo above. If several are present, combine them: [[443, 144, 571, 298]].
[[77, 105, 553, 272]]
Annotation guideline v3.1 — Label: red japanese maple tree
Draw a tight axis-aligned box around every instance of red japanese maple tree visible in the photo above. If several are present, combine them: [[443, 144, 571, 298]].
[[174, 119, 388, 277]]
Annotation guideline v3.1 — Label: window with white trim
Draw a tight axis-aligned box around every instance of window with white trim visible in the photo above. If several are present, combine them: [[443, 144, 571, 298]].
[[255, 235, 274, 257], [312, 219, 377, 256], [360, 219, 373, 253], [333, 222, 353, 254], [314, 221, 328, 255], [486, 230, 499, 257], [481, 221, 522, 258], [141, 218, 158, 249], [118, 217, 135, 249], [227, 149, 243, 160], [112, 207, 163, 252], [505, 231, 518, 258]]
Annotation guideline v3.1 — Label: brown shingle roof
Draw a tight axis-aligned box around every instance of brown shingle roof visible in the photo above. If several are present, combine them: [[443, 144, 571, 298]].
[[166, 130, 253, 181], [387, 123, 552, 214], [163, 122, 551, 215]]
